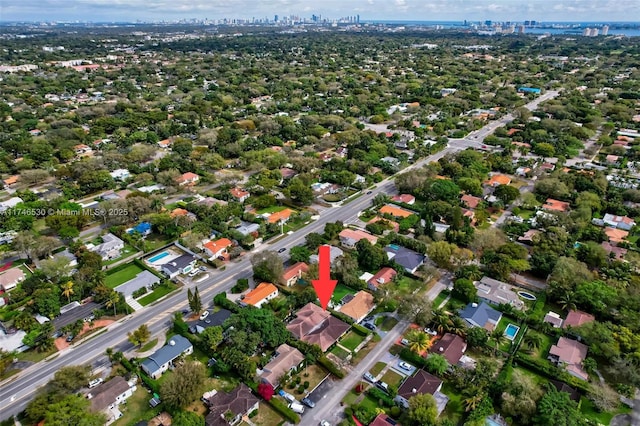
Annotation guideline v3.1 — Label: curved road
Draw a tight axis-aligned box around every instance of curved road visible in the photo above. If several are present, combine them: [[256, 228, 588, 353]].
[[0, 90, 559, 421]]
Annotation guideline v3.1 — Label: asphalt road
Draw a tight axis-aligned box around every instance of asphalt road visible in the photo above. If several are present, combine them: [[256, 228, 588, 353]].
[[0, 90, 560, 421]]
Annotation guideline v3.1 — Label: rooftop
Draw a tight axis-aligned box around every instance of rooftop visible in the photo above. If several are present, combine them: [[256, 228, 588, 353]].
[[242, 283, 278, 307], [339, 290, 375, 322]]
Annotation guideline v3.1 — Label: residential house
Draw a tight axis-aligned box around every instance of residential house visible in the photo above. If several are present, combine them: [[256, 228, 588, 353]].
[[515, 166, 532, 176], [601, 241, 627, 261], [204, 384, 259, 426], [118, 271, 160, 298], [0, 197, 23, 213], [141, 335, 193, 379], [461, 194, 482, 209], [161, 254, 197, 278], [177, 172, 199, 186], [281, 262, 309, 287], [279, 168, 298, 180], [188, 309, 232, 334], [230, 187, 250, 203], [563, 310, 595, 329], [485, 174, 512, 187], [309, 246, 344, 266], [157, 139, 173, 149], [391, 194, 416, 205], [602, 213, 635, 231], [518, 229, 541, 245], [543, 312, 564, 328], [459, 302, 502, 331], [367, 267, 397, 291], [384, 245, 425, 274], [109, 169, 131, 181], [548, 337, 589, 381], [286, 303, 350, 352], [74, 144, 92, 156], [128, 222, 152, 236], [540, 162, 556, 172], [87, 233, 125, 261], [543, 198, 570, 213], [369, 413, 396, 426], [605, 155, 620, 165], [170, 208, 196, 220], [379, 204, 415, 219], [339, 291, 375, 323], [475, 277, 524, 310], [380, 157, 400, 168], [267, 208, 294, 225], [429, 333, 467, 365], [367, 216, 400, 233], [3, 175, 19, 188], [260, 343, 305, 388], [240, 283, 278, 308], [203, 238, 233, 259], [338, 228, 378, 248], [395, 369, 448, 415], [0, 267, 25, 292], [88, 376, 136, 424], [604, 227, 629, 245], [235, 221, 260, 237]]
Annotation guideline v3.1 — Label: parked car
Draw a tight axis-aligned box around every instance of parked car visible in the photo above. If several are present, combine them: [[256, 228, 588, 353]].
[[288, 402, 305, 414], [188, 269, 199, 278], [376, 381, 389, 393], [278, 389, 296, 403], [400, 338, 409, 346], [424, 328, 437, 336], [278, 247, 287, 253], [199, 266, 207, 271], [364, 322, 376, 331], [66, 334, 75, 342], [301, 397, 315, 408], [399, 361, 412, 371], [199, 311, 209, 321], [320, 421, 331, 426], [88, 378, 103, 389], [366, 191, 373, 195], [363, 372, 376, 383]]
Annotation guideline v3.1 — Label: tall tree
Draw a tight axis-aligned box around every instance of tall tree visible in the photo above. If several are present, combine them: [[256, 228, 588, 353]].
[[61, 281, 74, 303], [407, 393, 438, 426], [160, 361, 207, 410], [251, 251, 284, 283], [406, 329, 432, 354], [128, 324, 151, 348]]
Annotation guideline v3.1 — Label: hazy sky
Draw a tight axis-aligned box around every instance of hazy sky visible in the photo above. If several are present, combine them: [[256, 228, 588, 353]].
[[0, 0, 637, 22]]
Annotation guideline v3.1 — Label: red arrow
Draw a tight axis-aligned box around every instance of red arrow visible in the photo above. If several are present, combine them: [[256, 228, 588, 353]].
[[312, 245, 338, 310]]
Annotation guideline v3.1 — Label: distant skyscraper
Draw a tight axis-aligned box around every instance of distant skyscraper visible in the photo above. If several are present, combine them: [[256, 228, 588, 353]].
[[518, 25, 525, 34], [524, 20, 531, 26], [583, 27, 591, 36], [602, 25, 609, 35], [274, 15, 278, 22], [485, 20, 492, 26], [592, 28, 599, 36], [357, 14, 360, 23]]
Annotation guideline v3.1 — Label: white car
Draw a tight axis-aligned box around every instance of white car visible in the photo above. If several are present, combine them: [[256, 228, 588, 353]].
[[399, 361, 412, 371], [199, 311, 209, 321], [320, 421, 331, 426]]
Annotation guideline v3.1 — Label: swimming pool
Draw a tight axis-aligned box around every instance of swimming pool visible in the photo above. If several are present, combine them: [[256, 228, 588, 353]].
[[148, 251, 169, 263], [517, 291, 537, 301], [504, 323, 520, 341]]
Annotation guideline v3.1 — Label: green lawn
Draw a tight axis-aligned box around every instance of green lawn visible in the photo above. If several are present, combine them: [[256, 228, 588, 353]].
[[393, 276, 423, 296], [332, 284, 356, 302], [358, 395, 379, 411], [441, 382, 465, 423], [138, 338, 158, 353], [350, 334, 381, 365], [340, 331, 366, 351], [380, 370, 404, 387], [113, 386, 161, 426], [138, 282, 179, 306], [380, 316, 398, 332], [105, 263, 145, 288], [579, 396, 631, 424], [143, 234, 174, 252], [256, 206, 289, 214], [330, 345, 351, 361], [103, 243, 137, 266], [369, 361, 387, 377], [494, 316, 521, 353], [342, 391, 360, 405], [253, 402, 285, 426], [432, 290, 450, 309]]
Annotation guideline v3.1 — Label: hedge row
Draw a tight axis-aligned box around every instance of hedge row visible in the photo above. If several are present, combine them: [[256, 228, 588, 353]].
[[269, 397, 300, 424], [318, 355, 345, 379], [139, 372, 161, 395], [330, 310, 355, 325], [351, 324, 370, 336], [366, 387, 395, 407], [514, 352, 591, 393], [213, 292, 241, 313], [398, 348, 427, 368]]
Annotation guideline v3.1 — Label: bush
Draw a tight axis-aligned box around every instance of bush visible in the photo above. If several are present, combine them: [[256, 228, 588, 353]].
[[231, 278, 249, 294], [248, 409, 258, 418], [140, 372, 160, 394], [213, 292, 240, 313], [514, 352, 590, 393], [269, 397, 300, 423], [367, 387, 395, 407], [330, 310, 355, 325], [296, 385, 305, 394], [399, 348, 427, 368], [351, 324, 370, 336], [132, 287, 148, 298], [318, 355, 345, 379]]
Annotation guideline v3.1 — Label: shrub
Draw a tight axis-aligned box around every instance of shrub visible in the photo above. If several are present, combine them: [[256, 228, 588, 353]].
[[231, 278, 249, 294], [318, 355, 345, 378], [269, 397, 300, 423], [132, 287, 148, 298], [296, 385, 305, 394], [399, 348, 427, 368], [248, 409, 258, 418], [303, 381, 309, 389], [352, 324, 370, 336], [367, 387, 394, 407]]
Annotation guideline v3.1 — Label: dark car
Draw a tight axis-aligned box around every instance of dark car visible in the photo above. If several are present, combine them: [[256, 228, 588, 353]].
[[364, 322, 376, 331], [66, 334, 75, 342], [366, 191, 373, 195], [278, 248, 287, 253], [301, 397, 315, 408]]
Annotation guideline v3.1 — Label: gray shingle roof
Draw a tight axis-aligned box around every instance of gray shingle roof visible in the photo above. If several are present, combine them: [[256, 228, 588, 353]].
[[141, 335, 192, 374]]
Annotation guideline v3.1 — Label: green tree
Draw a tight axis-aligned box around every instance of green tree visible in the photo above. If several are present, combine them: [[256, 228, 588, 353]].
[[356, 239, 385, 271], [407, 329, 432, 354], [305, 232, 324, 250], [160, 361, 207, 410], [466, 327, 488, 348], [534, 385, 587, 426], [427, 241, 455, 269], [106, 291, 120, 316], [285, 177, 314, 205], [44, 394, 106, 426], [61, 281, 74, 303], [424, 354, 449, 376], [128, 324, 151, 348], [172, 411, 205, 426], [188, 287, 203, 314], [251, 250, 284, 283], [493, 185, 520, 205], [407, 393, 438, 426], [289, 245, 311, 263], [452, 278, 478, 304], [200, 326, 223, 353]]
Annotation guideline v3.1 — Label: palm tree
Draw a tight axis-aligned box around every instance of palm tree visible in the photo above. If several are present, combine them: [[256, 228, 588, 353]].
[[407, 330, 432, 354], [558, 291, 576, 312], [61, 281, 74, 303], [489, 328, 506, 355], [449, 316, 467, 337], [106, 291, 120, 316], [462, 389, 485, 412], [524, 332, 543, 353], [430, 308, 451, 334]]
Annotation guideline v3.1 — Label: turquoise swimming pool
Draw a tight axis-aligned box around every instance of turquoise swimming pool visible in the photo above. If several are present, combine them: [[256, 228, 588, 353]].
[[148, 251, 169, 263], [504, 323, 520, 341]]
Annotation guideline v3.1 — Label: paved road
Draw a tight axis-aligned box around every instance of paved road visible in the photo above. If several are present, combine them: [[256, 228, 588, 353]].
[[301, 319, 409, 426], [0, 90, 560, 421]]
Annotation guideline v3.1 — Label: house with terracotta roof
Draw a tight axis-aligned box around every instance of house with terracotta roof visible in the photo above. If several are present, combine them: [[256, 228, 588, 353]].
[[485, 174, 511, 187], [602, 213, 635, 231], [230, 187, 250, 203], [73, 144, 92, 155], [260, 343, 305, 388], [548, 337, 589, 381], [391, 194, 416, 205], [267, 208, 294, 224], [157, 139, 173, 149], [286, 303, 350, 352], [367, 267, 397, 291], [240, 283, 279, 308], [0, 267, 25, 292], [605, 154, 620, 165], [379, 204, 415, 219], [395, 369, 447, 412], [177, 172, 199, 186], [601, 241, 627, 261], [203, 238, 233, 259], [338, 228, 378, 248], [204, 384, 259, 426], [604, 227, 629, 245], [369, 413, 396, 426], [339, 291, 375, 322], [281, 262, 309, 287], [461, 194, 482, 209], [2, 175, 19, 188], [563, 310, 595, 329], [543, 198, 570, 213], [170, 208, 195, 220], [518, 229, 541, 244], [429, 333, 467, 365]]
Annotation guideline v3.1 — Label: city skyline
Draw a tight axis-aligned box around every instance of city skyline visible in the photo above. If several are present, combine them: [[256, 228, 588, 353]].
[[1, 0, 639, 23]]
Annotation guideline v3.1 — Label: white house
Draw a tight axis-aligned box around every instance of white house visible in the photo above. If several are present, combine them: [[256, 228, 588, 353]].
[[109, 169, 131, 181], [88, 376, 137, 424], [141, 335, 193, 379], [87, 233, 124, 261]]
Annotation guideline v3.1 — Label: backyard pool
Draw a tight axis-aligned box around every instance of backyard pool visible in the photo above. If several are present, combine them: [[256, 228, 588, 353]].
[[504, 323, 520, 341], [148, 251, 169, 263], [517, 291, 537, 301]]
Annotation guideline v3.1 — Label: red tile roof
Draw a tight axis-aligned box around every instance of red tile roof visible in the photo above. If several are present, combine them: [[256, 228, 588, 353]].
[[242, 283, 278, 306], [368, 267, 397, 289], [282, 262, 309, 281], [267, 208, 294, 224], [563, 310, 595, 329]]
